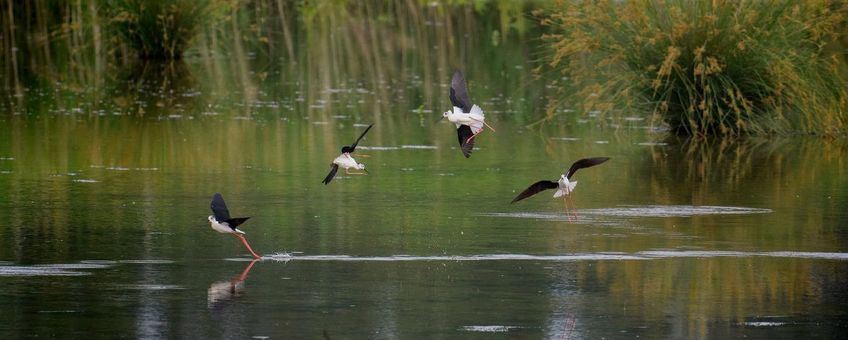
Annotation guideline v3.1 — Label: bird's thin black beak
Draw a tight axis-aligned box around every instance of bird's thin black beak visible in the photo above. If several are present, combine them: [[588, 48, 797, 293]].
[[362, 168, 370, 174], [435, 116, 444, 124]]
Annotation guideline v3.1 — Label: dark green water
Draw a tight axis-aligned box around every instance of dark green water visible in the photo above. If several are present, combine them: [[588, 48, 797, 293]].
[[2, 2, 848, 339]]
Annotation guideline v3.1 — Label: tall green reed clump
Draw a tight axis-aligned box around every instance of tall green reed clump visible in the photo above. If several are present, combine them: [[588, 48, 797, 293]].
[[539, 0, 848, 136], [105, 0, 234, 59]]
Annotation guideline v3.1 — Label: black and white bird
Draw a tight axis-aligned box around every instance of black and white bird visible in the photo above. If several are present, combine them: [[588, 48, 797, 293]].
[[511, 157, 610, 216], [208, 193, 261, 259], [322, 124, 373, 185], [442, 70, 495, 158]]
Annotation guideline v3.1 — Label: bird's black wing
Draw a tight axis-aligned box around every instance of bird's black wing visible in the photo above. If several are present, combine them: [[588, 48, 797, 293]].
[[348, 124, 373, 153], [450, 70, 472, 113], [565, 157, 610, 179], [225, 217, 250, 228], [322, 163, 339, 185], [511, 180, 560, 203], [457, 125, 475, 158], [211, 193, 231, 221]]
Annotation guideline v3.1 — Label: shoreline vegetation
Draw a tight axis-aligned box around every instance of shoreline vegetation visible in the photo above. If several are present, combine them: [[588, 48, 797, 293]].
[[537, 0, 848, 136], [2, 0, 847, 137]]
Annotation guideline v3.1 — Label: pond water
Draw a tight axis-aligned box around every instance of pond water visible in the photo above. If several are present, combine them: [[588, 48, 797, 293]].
[[2, 2, 848, 339]]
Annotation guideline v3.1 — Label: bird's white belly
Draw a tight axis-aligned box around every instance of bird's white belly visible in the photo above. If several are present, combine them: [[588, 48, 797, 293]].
[[553, 178, 577, 198], [446, 114, 462, 126], [208, 216, 234, 234], [333, 154, 359, 169], [448, 106, 485, 134], [449, 114, 473, 125]]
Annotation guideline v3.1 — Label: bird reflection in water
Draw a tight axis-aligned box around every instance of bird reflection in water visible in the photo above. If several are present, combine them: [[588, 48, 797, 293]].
[[207, 259, 260, 308]]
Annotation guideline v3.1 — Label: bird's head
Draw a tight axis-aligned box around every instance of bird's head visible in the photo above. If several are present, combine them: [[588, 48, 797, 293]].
[[357, 163, 366, 170], [207, 215, 215, 223]]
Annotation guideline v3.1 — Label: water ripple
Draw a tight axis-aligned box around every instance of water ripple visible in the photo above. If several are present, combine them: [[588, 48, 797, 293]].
[[118, 259, 175, 264], [582, 205, 773, 217], [0, 262, 113, 277], [485, 205, 773, 219], [460, 325, 522, 333], [257, 250, 848, 262], [356, 146, 399, 151], [0, 267, 91, 277], [400, 145, 438, 149], [741, 322, 786, 327], [478, 212, 622, 225], [114, 284, 185, 290], [0, 262, 112, 276]]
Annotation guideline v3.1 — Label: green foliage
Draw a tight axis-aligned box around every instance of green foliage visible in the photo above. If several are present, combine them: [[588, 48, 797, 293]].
[[540, 0, 848, 136], [105, 0, 235, 59]]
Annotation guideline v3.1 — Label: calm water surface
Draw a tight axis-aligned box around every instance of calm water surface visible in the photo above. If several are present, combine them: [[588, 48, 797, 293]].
[[2, 3, 848, 339]]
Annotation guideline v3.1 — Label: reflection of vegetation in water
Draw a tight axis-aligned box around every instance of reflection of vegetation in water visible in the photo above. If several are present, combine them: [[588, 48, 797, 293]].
[[110, 60, 199, 116], [538, 0, 848, 136], [244, 0, 540, 122], [2, 0, 547, 124], [643, 137, 847, 248], [1, 1, 105, 105], [577, 258, 826, 338]]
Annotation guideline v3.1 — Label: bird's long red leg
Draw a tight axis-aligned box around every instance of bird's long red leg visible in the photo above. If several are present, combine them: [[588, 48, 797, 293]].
[[568, 196, 579, 220], [563, 197, 572, 223], [469, 117, 496, 132], [235, 234, 261, 259], [465, 130, 483, 145]]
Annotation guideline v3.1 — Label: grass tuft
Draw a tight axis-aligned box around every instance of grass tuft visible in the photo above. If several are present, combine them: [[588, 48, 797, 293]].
[[539, 0, 848, 136]]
